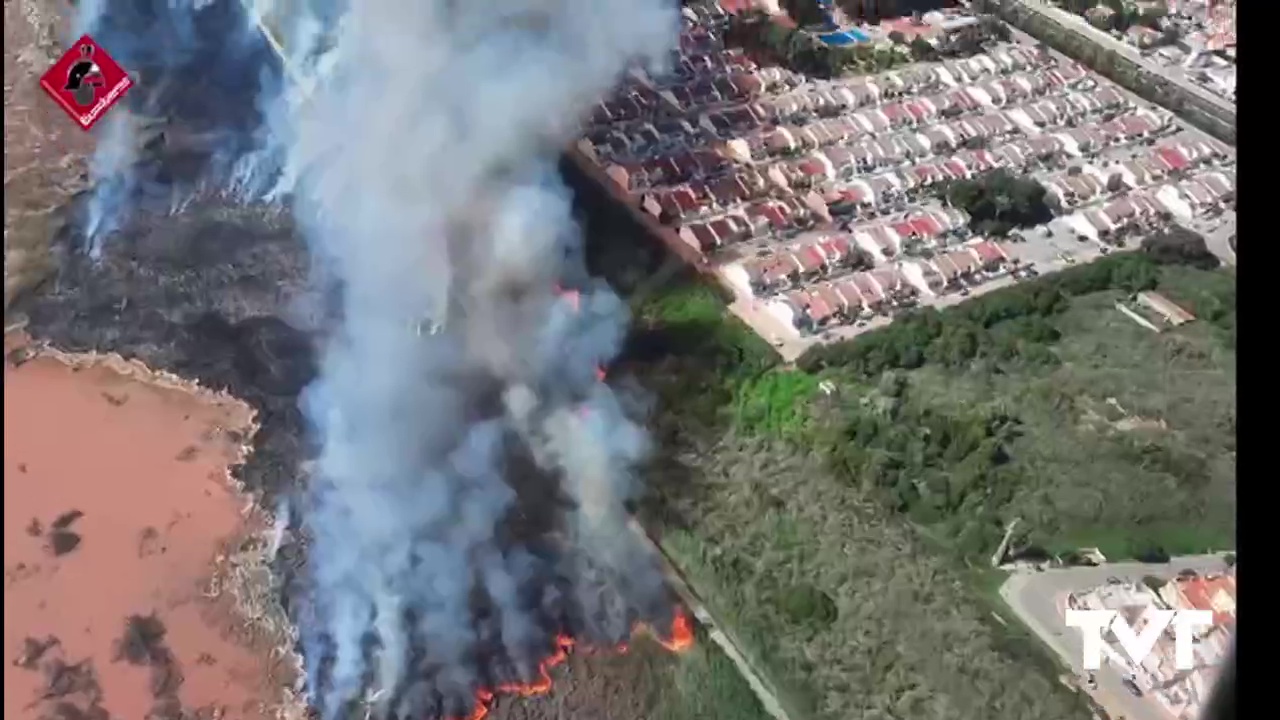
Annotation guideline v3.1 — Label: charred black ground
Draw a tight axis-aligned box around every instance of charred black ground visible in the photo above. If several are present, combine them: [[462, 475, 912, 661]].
[[13, 153, 678, 720], [12, 9, 685, 715]]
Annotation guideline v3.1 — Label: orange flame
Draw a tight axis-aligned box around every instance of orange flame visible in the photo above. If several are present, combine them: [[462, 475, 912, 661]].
[[457, 612, 694, 718], [553, 283, 605, 385], [460, 635, 576, 720], [655, 610, 695, 653], [552, 283, 581, 313]]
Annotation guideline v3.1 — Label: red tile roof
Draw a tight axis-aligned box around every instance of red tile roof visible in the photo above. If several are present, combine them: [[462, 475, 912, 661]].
[[932, 254, 961, 280], [669, 186, 701, 213], [1172, 574, 1236, 626], [805, 293, 835, 322], [909, 215, 944, 238], [763, 255, 799, 283], [796, 244, 826, 273], [819, 236, 853, 260], [891, 221, 917, 238], [784, 288, 812, 311], [746, 201, 791, 230], [870, 267, 908, 295], [833, 281, 864, 309], [1157, 146, 1191, 172], [687, 223, 718, 251], [851, 272, 883, 302], [969, 240, 1007, 266], [709, 217, 741, 244], [945, 249, 980, 274], [836, 186, 869, 205], [811, 284, 846, 316], [797, 158, 828, 178]]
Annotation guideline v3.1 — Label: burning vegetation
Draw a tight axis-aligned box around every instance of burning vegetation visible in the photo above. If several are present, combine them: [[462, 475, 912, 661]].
[[464, 610, 694, 720], [18, 1, 693, 718]]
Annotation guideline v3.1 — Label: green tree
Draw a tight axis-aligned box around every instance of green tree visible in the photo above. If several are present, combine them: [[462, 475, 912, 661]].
[[910, 36, 937, 61], [1141, 226, 1220, 271]]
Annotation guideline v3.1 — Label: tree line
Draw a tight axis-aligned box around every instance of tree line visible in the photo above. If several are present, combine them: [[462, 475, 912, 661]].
[[797, 230, 1218, 376]]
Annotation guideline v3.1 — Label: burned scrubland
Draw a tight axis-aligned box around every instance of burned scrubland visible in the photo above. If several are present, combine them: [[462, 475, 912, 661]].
[[8, 5, 758, 717]]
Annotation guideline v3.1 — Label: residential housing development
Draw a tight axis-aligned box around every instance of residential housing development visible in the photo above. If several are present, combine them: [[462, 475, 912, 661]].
[[572, 1, 1235, 357], [1066, 568, 1236, 720]]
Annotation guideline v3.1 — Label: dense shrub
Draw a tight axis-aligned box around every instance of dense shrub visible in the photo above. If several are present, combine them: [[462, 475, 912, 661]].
[[798, 252, 1161, 374], [942, 170, 1054, 237], [777, 583, 839, 628], [1141, 226, 1220, 271]]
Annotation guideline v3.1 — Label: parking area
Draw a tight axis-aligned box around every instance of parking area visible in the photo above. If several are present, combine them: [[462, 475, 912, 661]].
[[1003, 218, 1103, 271]]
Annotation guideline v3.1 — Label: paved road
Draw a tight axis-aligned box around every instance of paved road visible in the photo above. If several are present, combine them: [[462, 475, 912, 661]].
[[1000, 554, 1232, 720], [1014, 0, 1236, 121]]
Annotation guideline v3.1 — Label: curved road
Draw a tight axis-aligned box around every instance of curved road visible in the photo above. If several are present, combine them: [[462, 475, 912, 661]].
[[1000, 554, 1233, 720]]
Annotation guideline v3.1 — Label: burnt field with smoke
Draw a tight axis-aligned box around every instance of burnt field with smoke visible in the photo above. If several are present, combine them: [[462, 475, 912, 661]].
[[16, 182, 689, 720], [12, 1, 706, 719]]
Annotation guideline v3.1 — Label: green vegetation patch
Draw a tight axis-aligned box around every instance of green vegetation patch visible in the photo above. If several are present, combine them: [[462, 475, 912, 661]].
[[572, 158, 1232, 720], [632, 261, 1232, 720], [941, 169, 1054, 238]]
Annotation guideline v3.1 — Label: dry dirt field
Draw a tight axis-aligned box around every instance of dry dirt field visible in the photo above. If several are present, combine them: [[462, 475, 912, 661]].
[[4, 0, 93, 309]]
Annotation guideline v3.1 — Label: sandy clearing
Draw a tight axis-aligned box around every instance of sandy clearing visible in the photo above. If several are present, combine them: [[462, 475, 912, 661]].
[[4, 335, 299, 719]]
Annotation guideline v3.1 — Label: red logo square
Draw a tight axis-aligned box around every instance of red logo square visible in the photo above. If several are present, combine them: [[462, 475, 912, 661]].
[[40, 34, 133, 132]]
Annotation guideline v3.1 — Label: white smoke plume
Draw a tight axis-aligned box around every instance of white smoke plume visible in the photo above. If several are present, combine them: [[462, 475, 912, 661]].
[[71, 0, 287, 253], [66, 0, 682, 716], [275, 1, 680, 718]]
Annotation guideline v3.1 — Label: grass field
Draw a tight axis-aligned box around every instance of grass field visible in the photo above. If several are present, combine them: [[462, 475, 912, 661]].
[[623, 270, 1233, 720], [628, 286, 1092, 720], [445, 616, 774, 720], [573, 159, 1234, 720], [891, 280, 1235, 560]]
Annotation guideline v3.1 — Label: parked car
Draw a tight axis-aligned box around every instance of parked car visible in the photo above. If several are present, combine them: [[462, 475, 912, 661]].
[[1122, 677, 1143, 697]]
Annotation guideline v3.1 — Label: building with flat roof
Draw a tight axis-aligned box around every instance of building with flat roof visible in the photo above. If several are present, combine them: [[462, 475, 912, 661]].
[[1136, 291, 1196, 326]]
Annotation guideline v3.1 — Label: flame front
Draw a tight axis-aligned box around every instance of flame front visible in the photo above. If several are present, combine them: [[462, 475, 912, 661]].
[[458, 610, 694, 719], [655, 610, 694, 653]]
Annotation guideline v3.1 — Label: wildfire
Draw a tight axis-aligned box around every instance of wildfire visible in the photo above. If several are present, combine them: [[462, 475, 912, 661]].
[[654, 610, 695, 653], [451, 282, 695, 719], [458, 610, 694, 719], [552, 283, 606, 385], [552, 283, 581, 313]]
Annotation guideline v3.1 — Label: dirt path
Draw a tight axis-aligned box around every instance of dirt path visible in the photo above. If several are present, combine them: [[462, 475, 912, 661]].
[[4, 335, 303, 719]]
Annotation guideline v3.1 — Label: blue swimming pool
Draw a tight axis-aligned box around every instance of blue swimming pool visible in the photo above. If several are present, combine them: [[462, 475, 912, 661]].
[[818, 28, 872, 46]]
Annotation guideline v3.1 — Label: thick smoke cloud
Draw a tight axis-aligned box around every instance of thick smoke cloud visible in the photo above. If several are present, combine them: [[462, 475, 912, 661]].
[[69, 0, 681, 716], [280, 0, 681, 712], [72, 0, 285, 255], [278, 1, 680, 716]]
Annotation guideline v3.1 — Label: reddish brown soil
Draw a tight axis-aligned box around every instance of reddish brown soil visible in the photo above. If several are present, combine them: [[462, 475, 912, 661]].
[[4, 337, 299, 719]]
